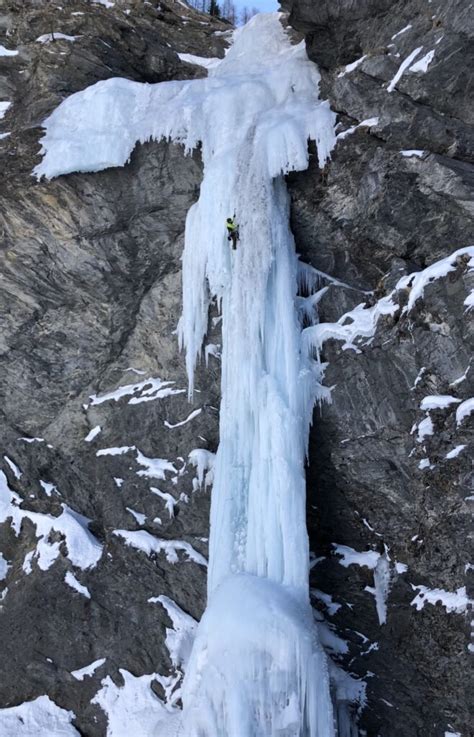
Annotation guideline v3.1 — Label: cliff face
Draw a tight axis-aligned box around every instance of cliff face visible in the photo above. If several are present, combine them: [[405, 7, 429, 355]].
[[0, 0, 472, 735], [0, 2, 226, 734], [284, 1, 473, 735]]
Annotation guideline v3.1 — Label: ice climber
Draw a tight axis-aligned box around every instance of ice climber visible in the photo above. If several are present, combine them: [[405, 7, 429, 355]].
[[226, 216, 239, 250]]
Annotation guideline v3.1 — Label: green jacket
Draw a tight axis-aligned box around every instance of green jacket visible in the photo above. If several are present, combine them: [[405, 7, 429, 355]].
[[226, 219, 237, 232]]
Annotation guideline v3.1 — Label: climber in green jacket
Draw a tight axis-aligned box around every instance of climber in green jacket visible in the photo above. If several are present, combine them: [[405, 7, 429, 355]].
[[226, 216, 239, 250]]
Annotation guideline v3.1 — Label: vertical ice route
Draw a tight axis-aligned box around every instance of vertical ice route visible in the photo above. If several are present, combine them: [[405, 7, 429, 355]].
[[176, 15, 337, 737], [34, 13, 337, 736]]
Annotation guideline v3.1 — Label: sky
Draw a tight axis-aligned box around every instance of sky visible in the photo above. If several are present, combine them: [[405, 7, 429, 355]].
[[235, 0, 278, 13]]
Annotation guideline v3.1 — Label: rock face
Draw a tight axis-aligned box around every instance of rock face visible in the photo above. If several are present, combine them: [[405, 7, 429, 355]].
[[0, 2, 227, 734], [284, 0, 473, 735], [0, 0, 472, 735]]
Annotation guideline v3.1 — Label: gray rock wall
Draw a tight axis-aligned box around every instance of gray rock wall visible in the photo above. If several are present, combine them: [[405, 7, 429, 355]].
[[284, 0, 473, 735], [0, 2, 227, 734]]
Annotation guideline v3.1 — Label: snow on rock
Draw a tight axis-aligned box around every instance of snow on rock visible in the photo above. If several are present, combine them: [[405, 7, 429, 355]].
[[0, 471, 102, 571], [464, 290, 474, 310], [415, 416, 434, 442], [164, 408, 202, 429], [96, 445, 178, 481], [71, 658, 106, 681], [411, 585, 471, 614], [135, 451, 177, 480], [391, 24, 412, 40], [409, 49, 435, 73], [150, 488, 177, 518], [40, 481, 58, 497], [89, 377, 184, 406], [96, 446, 135, 457], [0, 695, 80, 736], [446, 445, 466, 459], [64, 571, 91, 599], [0, 102, 11, 120], [91, 670, 177, 737], [178, 52, 221, 70], [188, 449, 215, 490], [400, 149, 425, 157], [456, 397, 474, 426], [3, 455, 22, 479], [395, 562, 408, 574], [311, 589, 342, 616], [84, 425, 101, 442], [126, 507, 146, 525], [337, 55, 367, 77], [113, 529, 207, 566], [0, 552, 9, 581], [387, 47, 423, 92], [420, 395, 461, 410], [35, 33, 79, 44], [397, 246, 474, 312], [303, 294, 397, 355], [332, 544, 380, 570], [151, 596, 197, 669], [0, 45, 18, 57], [336, 117, 379, 141]]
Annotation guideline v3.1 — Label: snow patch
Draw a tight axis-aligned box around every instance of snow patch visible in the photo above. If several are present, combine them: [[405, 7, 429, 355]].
[[188, 449, 215, 490], [0, 696, 80, 736], [446, 445, 466, 459], [0, 45, 18, 57], [89, 377, 184, 406], [151, 596, 197, 669], [420, 394, 461, 410], [92, 670, 178, 737], [0, 102, 11, 120], [411, 585, 470, 614], [64, 571, 91, 599], [456, 398, 474, 426], [3, 456, 22, 479], [416, 416, 434, 442], [409, 49, 435, 73], [164, 408, 202, 429], [332, 544, 380, 569], [36, 33, 79, 44], [0, 471, 102, 571], [126, 507, 146, 525], [0, 553, 9, 581], [400, 149, 425, 157], [178, 53, 221, 70], [337, 55, 367, 77], [387, 47, 423, 92], [336, 117, 379, 141], [84, 425, 101, 442], [114, 529, 207, 566], [391, 24, 412, 39], [71, 658, 105, 681]]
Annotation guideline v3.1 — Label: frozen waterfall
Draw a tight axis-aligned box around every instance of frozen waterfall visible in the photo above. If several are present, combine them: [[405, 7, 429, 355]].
[[35, 13, 338, 736], [176, 16, 337, 737]]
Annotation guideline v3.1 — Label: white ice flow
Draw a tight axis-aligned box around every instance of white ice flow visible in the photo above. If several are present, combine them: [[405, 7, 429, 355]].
[[35, 13, 337, 737]]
